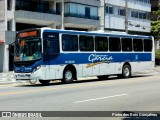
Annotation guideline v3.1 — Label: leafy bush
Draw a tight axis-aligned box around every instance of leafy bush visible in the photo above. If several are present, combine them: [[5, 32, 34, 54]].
[[155, 49, 160, 59]]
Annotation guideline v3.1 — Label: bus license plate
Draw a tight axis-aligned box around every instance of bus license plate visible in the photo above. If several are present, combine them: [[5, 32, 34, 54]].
[[17, 74, 30, 79]]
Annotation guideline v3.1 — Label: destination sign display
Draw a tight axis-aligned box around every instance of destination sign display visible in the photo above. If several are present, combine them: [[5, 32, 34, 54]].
[[18, 30, 39, 38]]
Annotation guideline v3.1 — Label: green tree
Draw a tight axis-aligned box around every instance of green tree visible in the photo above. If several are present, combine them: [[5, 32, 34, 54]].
[[151, 10, 160, 40]]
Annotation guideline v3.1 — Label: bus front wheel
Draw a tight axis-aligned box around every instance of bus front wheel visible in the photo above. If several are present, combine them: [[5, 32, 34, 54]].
[[39, 80, 50, 85], [62, 69, 74, 84]]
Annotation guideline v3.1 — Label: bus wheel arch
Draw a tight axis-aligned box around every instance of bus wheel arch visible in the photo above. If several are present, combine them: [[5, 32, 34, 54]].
[[118, 62, 131, 78], [62, 65, 77, 84]]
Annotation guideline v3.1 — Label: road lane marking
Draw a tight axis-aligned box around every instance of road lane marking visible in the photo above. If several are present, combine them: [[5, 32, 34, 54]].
[[74, 94, 128, 103]]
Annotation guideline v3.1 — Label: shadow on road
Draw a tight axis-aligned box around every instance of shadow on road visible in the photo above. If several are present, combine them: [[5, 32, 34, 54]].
[[122, 111, 160, 120], [15, 74, 152, 87]]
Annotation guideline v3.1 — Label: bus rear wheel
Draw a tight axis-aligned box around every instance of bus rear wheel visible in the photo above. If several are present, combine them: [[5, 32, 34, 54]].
[[62, 69, 74, 84], [39, 80, 50, 85], [118, 64, 131, 78]]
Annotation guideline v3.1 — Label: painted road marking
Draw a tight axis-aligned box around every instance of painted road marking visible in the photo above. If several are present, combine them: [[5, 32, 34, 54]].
[[75, 94, 128, 103]]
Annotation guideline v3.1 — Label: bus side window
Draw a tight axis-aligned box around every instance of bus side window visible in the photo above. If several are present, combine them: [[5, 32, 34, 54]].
[[44, 39, 59, 54], [95, 36, 108, 51], [43, 32, 60, 54], [109, 37, 121, 51], [144, 39, 152, 52], [133, 38, 143, 52], [49, 41, 59, 54], [79, 35, 94, 51], [122, 38, 132, 51], [62, 34, 78, 51]]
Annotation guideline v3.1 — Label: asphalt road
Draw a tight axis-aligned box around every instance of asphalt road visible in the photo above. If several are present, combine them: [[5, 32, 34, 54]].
[[0, 72, 160, 120]]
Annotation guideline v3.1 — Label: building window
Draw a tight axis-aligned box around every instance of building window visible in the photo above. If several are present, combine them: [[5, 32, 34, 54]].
[[142, 12, 150, 19], [79, 36, 94, 51], [131, 11, 139, 18], [7, 0, 12, 10], [62, 34, 78, 51], [106, 6, 113, 14], [118, 8, 125, 16], [64, 3, 99, 20], [139, 12, 143, 19], [90, 7, 98, 19], [56, 3, 62, 15], [85, 7, 91, 18], [7, 21, 12, 31], [16, 0, 50, 14], [131, 10, 150, 20], [137, 0, 150, 3]]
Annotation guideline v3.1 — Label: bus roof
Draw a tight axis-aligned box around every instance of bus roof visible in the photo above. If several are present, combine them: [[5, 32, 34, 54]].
[[41, 28, 152, 39]]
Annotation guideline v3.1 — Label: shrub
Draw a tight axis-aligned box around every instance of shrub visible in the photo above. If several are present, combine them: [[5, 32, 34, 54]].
[[155, 49, 160, 59]]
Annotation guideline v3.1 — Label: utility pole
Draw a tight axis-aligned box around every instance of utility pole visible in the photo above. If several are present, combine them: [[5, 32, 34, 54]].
[[125, 0, 128, 33], [61, 0, 64, 29], [104, 0, 105, 30], [100, 0, 105, 30]]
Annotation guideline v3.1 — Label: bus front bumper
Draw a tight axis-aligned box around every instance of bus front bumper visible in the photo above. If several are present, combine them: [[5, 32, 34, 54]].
[[14, 73, 32, 80], [14, 72, 42, 80]]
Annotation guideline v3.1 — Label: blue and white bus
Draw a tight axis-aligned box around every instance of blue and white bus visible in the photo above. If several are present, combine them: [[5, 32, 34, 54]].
[[14, 28, 155, 85]]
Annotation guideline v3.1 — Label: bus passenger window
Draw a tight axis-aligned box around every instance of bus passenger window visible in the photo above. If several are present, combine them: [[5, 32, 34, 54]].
[[62, 34, 78, 51], [79, 36, 94, 51], [144, 39, 152, 52], [109, 37, 121, 51], [121, 38, 132, 51], [95, 36, 108, 51], [48, 41, 59, 54], [133, 39, 143, 51]]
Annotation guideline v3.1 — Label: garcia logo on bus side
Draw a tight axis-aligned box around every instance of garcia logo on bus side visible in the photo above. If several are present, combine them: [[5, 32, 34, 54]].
[[87, 54, 113, 68]]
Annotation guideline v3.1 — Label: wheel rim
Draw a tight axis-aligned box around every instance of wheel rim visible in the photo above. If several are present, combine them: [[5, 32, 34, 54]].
[[124, 67, 130, 77], [65, 70, 72, 80], [29, 79, 37, 84]]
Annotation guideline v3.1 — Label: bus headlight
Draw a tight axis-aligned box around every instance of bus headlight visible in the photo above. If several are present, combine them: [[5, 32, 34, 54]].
[[32, 66, 41, 73]]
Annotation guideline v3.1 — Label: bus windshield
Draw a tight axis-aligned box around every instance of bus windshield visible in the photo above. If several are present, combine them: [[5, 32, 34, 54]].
[[14, 38, 42, 62]]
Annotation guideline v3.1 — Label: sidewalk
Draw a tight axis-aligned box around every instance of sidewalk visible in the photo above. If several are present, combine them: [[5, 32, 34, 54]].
[[0, 71, 14, 78], [154, 65, 160, 72], [0, 71, 16, 85]]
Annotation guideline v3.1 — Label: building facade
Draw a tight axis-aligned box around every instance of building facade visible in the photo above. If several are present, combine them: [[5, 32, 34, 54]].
[[100, 0, 151, 34], [0, 0, 100, 72]]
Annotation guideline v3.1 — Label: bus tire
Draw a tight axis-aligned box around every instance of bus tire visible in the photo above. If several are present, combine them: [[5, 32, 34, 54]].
[[39, 80, 50, 85], [62, 69, 74, 84], [119, 64, 131, 78]]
